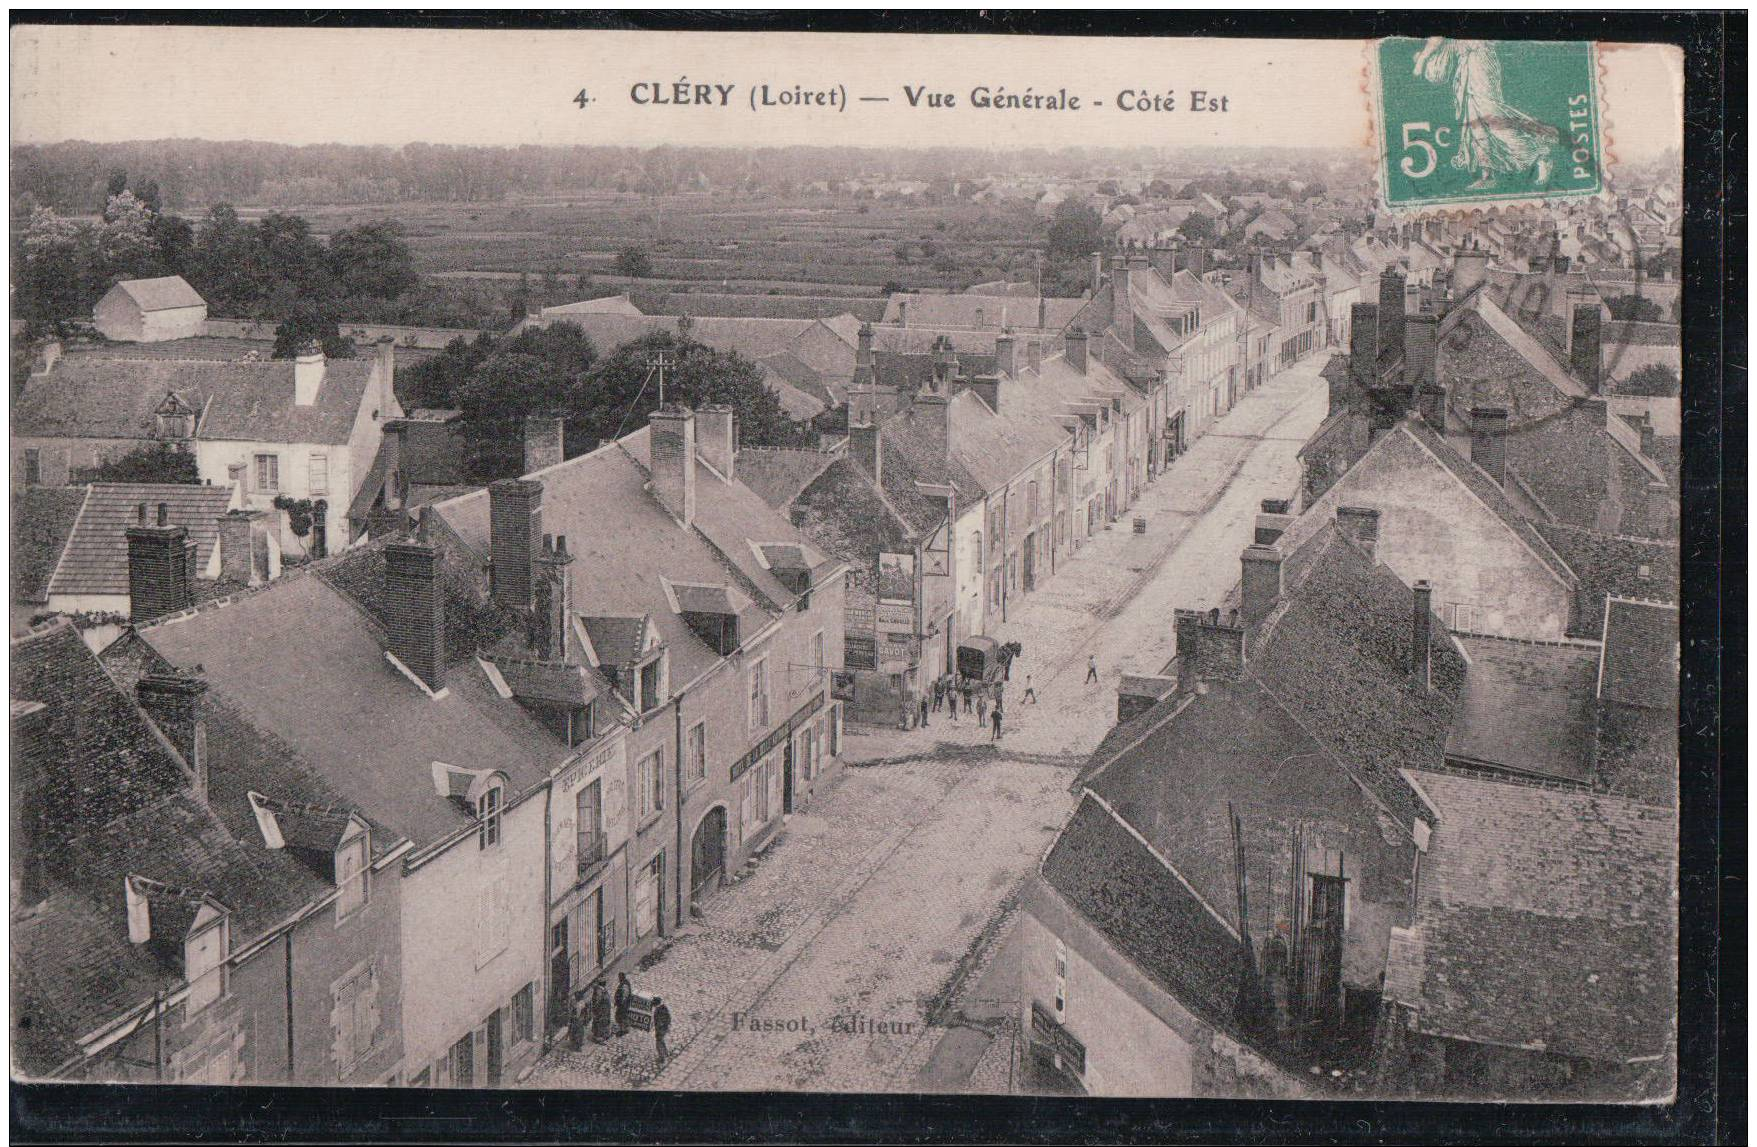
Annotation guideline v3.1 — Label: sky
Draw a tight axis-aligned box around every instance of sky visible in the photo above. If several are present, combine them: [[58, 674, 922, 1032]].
[[11, 26, 1683, 163]]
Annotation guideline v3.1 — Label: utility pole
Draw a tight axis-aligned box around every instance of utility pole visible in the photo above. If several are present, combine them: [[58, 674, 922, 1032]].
[[648, 351, 675, 407]]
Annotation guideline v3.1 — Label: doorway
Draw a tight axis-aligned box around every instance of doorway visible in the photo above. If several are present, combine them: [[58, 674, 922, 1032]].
[[548, 920, 571, 1036], [691, 807, 727, 902], [782, 739, 795, 815], [482, 1008, 503, 1088], [310, 499, 328, 558]]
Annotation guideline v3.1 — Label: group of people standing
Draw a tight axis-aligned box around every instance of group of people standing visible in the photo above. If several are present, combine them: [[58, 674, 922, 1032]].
[[571, 972, 673, 1067], [918, 672, 1016, 741]]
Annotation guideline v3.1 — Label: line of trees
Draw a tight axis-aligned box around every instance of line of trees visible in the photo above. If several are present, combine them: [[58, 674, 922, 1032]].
[[398, 322, 811, 483]]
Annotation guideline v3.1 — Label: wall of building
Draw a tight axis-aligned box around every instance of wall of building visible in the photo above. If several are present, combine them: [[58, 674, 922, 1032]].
[[285, 859, 406, 1085], [1302, 428, 1574, 640], [195, 438, 352, 557], [397, 793, 548, 1085]]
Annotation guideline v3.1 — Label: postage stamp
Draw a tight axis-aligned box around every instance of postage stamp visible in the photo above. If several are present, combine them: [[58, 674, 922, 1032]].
[[1376, 37, 1603, 209]]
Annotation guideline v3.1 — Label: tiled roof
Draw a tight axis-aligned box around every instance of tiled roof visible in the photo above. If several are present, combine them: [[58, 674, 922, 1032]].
[[44, 484, 233, 598], [112, 275, 205, 312], [1533, 522, 1679, 638], [1444, 636, 1601, 783], [10, 487, 87, 604], [131, 564, 565, 848], [878, 293, 1084, 331], [65, 337, 273, 362], [580, 615, 648, 669], [650, 293, 885, 323], [793, 457, 915, 563], [1247, 528, 1466, 831], [671, 581, 748, 616], [1037, 794, 1245, 1039], [11, 622, 325, 1075], [1385, 770, 1675, 1063], [1599, 598, 1678, 710], [736, 447, 844, 511], [13, 356, 377, 446]]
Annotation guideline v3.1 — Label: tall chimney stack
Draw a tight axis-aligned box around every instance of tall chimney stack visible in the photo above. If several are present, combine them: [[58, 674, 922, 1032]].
[[1240, 544, 1284, 625], [853, 321, 876, 387], [1336, 505, 1381, 562], [1569, 300, 1603, 394], [532, 534, 574, 662], [218, 507, 267, 587], [384, 541, 447, 693], [1469, 407, 1510, 486], [126, 503, 196, 622], [648, 404, 698, 527], [1411, 579, 1433, 689], [137, 670, 210, 803], [1377, 271, 1408, 361], [695, 404, 737, 480], [1174, 610, 1202, 694], [293, 341, 326, 407], [489, 478, 544, 610], [374, 336, 397, 418], [995, 330, 1018, 379], [1064, 327, 1088, 375]]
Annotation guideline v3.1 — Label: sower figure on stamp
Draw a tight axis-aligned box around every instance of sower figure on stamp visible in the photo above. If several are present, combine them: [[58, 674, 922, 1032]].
[[1414, 37, 1559, 190]]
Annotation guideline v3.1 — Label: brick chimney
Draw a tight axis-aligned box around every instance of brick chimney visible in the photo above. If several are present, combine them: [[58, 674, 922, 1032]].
[[1026, 337, 1043, 375], [293, 341, 325, 407], [1336, 505, 1381, 561], [1349, 302, 1380, 393], [137, 670, 209, 803], [523, 414, 565, 474], [853, 321, 876, 387], [1377, 271, 1407, 360], [1177, 607, 1248, 686], [929, 335, 957, 396], [1254, 499, 1293, 545], [967, 374, 1001, 413], [489, 478, 544, 610], [648, 405, 698, 527], [1174, 610, 1201, 694], [695, 404, 736, 480], [532, 534, 574, 662], [1452, 238, 1490, 298], [1111, 254, 1133, 341], [1090, 251, 1104, 291], [1411, 579, 1433, 690], [218, 507, 267, 587], [1469, 406, 1509, 486], [1240, 544, 1284, 624], [126, 503, 196, 622], [1404, 313, 1438, 389], [849, 422, 882, 486], [1568, 299, 1603, 394], [1064, 327, 1088, 375], [383, 540, 446, 693], [1416, 380, 1448, 429], [995, 330, 1018, 379]]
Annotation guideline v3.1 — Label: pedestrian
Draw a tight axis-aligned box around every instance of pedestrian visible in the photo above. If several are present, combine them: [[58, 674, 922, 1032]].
[[613, 972, 633, 1036], [947, 687, 959, 721], [991, 702, 1004, 741], [931, 676, 944, 712], [962, 679, 975, 709], [568, 991, 588, 1051], [918, 693, 930, 728], [652, 996, 672, 1067], [975, 690, 988, 727], [1085, 654, 1099, 684], [591, 979, 614, 1043], [1023, 674, 1037, 704]]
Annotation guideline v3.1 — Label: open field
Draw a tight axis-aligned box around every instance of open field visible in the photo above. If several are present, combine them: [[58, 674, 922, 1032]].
[[234, 191, 1049, 297]]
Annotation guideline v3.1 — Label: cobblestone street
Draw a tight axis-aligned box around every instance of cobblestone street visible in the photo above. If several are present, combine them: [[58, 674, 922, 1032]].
[[524, 357, 1331, 1093]]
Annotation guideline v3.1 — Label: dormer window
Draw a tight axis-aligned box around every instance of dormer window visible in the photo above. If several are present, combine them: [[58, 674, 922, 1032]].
[[336, 830, 369, 918], [638, 653, 667, 715], [185, 914, 229, 1015], [477, 783, 503, 849]]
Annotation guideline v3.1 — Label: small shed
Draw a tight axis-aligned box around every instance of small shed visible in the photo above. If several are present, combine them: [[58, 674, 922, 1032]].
[[93, 276, 208, 343]]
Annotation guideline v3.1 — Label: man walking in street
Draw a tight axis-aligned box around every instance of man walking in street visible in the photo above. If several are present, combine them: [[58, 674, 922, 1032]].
[[975, 689, 988, 728], [932, 676, 944, 713], [918, 693, 930, 729], [1085, 654, 1099, 685], [652, 996, 672, 1067], [991, 701, 1004, 742], [613, 972, 633, 1036], [1023, 674, 1037, 704], [947, 687, 959, 722]]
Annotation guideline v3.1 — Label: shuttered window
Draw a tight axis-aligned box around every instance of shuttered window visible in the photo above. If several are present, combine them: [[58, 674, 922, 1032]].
[[309, 453, 330, 495], [331, 961, 381, 1077]]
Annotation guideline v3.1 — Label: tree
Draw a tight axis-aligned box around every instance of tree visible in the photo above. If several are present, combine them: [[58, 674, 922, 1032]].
[[1605, 294, 1665, 322], [13, 207, 97, 327], [1045, 199, 1103, 264], [442, 323, 601, 479], [327, 221, 417, 299], [271, 304, 357, 360], [614, 246, 653, 278], [1618, 363, 1680, 397], [1178, 212, 1218, 244], [587, 332, 810, 455], [83, 442, 200, 485]]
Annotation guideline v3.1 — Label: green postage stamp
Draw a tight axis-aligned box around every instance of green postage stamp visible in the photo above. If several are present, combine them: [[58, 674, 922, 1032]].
[[1376, 37, 1602, 209]]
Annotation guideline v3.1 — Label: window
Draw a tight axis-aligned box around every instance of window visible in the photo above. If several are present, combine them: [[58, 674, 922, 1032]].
[[797, 726, 815, 783], [185, 918, 228, 1015], [811, 631, 825, 675], [639, 657, 663, 714], [577, 780, 604, 870], [830, 704, 842, 757], [475, 880, 510, 969], [178, 1033, 238, 1084], [335, 833, 369, 919], [1442, 601, 1479, 632], [970, 531, 984, 573], [686, 722, 707, 785], [512, 983, 537, 1046], [447, 1033, 475, 1088], [332, 961, 381, 1075], [635, 854, 662, 938], [477, 783, 503, 849], [254, 453, 280, 493], [309, 453, 330, 495], [22, 448, 40, 485], [747, 655, 770, 732], [637, 750, 663, 820]]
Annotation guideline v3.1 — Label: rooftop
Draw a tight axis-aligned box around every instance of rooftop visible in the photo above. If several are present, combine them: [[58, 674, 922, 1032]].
[[1444, 636, 1601, 783], [108, 275, 206, 313]]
